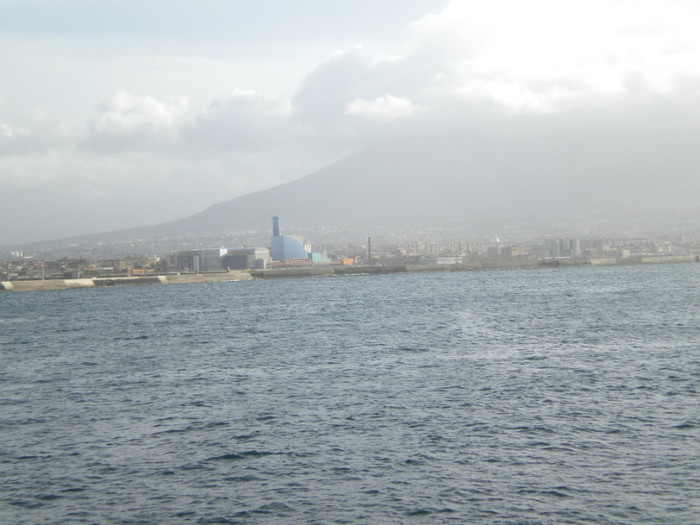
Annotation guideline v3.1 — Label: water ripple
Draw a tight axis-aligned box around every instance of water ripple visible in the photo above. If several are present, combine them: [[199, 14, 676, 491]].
[[2, 265, 699, 523]]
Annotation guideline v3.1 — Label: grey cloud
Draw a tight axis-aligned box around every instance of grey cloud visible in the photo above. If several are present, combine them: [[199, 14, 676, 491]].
[[0, 115, 80, 157], [0, 126, 45, 156], [81, 127, 175, 154], [180, 91, 292, 153], [291, 50, 377, 129], [289, 49, 441, 150]]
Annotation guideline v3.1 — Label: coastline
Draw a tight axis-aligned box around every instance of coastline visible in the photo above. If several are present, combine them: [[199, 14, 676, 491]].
[[0, 270, 252, 292], [251, 254, 699, 279], [3, 254, 698, 292]]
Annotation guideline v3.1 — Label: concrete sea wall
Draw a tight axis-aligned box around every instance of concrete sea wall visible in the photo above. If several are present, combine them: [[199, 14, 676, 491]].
[[1, 271, 251, 292]]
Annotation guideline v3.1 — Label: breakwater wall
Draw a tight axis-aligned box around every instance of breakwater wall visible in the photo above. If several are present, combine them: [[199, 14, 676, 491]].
[[540, 254, 699, 267], [1, 271, 251, 292], [251, 255, 698, 280], [250, 265, 409, 279]]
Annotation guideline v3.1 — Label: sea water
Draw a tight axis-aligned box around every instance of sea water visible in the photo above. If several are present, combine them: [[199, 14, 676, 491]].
[[1, 263, 699, 524]]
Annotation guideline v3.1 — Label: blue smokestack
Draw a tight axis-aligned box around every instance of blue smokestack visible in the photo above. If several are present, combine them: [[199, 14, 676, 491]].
[[272, 216, 281, 237]]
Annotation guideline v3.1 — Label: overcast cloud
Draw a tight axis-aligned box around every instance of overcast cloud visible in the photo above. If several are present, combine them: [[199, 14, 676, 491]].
[[1, 0, 699, 244]]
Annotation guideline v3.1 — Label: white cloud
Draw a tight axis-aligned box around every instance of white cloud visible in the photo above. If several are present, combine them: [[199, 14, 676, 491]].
[[292, 0, 700, 130], [346, 94, 422, 121], [409, 0, 700, 111], [85, 90, 189, 151], [95, 90, 189, 133]]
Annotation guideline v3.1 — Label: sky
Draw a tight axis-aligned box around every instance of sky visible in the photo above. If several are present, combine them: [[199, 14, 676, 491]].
[[2, 0, 700, 245]]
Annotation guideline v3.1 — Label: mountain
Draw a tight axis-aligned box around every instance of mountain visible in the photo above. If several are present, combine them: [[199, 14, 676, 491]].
[[115, 123, 700, 239], [12, 123, 700, 251]]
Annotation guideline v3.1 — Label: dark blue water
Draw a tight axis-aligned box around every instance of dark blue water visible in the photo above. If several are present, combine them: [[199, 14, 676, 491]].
[[2, 264, 699, 524]]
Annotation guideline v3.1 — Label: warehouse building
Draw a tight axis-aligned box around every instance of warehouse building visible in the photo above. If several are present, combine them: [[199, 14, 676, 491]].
[[222, 247, 270, 270]]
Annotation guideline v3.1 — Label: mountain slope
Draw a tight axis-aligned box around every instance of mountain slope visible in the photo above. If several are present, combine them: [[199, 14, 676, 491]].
[[137, 125, 700, 236], [57, 123, 700, 244]]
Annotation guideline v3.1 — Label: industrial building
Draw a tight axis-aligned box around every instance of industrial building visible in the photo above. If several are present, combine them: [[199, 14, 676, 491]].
[[169, 247, 270, 272], [222, 247, 270, 270], [270, 216, 308, 262], [167, 217, 311, 272], [169, 248, 227, 273]]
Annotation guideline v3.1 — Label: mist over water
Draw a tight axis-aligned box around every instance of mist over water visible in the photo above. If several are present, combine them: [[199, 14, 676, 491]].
[[2, 264, 699, 523]]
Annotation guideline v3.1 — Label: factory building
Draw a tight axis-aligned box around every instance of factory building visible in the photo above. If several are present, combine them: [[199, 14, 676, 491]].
[[168, 217, 309, 271], [169, 248, 227, 273], [270, 216, 309, 262], [222, 247, 270, 270]]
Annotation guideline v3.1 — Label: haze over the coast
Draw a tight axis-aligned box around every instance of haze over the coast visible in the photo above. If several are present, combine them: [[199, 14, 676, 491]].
[[2, 0, 700, 245]]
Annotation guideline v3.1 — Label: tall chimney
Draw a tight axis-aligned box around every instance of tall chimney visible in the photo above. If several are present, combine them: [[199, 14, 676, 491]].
[[272, 216, 281, 237]]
